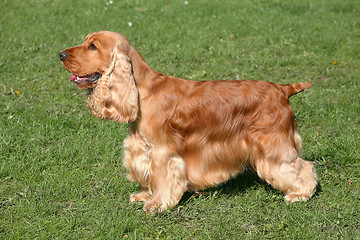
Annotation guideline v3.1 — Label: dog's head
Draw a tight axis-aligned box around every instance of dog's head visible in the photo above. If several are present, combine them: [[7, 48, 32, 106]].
[[59, 31, 139, 122], [59, 31, 130, 89]]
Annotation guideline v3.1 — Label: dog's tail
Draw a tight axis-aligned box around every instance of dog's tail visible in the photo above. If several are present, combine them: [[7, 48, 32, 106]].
[[280, 82, 312, 98]]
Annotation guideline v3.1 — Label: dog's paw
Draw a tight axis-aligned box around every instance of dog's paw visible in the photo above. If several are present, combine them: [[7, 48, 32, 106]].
[[129, 191, 151, 203], [143, 200, 167, 213], [285, 193, 308, 203]]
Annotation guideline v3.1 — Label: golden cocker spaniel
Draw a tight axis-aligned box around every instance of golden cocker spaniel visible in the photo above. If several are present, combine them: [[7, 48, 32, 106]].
[[60, 31, 317, 213]]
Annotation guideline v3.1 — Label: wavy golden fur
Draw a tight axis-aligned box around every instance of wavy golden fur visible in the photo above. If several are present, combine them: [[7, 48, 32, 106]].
[[60, 31, 317, 213]]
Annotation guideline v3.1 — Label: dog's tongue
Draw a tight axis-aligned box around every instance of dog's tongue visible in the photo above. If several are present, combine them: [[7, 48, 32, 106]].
[[70, 75, 77, 81]]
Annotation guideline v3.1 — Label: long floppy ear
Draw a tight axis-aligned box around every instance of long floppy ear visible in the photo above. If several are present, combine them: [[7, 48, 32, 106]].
[[87, 46, 139, 122]]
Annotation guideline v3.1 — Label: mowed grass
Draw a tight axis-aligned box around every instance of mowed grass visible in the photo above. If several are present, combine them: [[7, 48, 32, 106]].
[[0, 0, 359, 239]]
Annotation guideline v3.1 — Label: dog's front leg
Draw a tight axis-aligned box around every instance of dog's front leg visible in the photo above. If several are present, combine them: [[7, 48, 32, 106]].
[[123, 132, 152, 202], [144, 148, 187, 213]]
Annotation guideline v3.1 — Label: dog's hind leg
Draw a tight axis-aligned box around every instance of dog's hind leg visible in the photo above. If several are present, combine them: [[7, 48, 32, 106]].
[[255, 154, 317, 202]]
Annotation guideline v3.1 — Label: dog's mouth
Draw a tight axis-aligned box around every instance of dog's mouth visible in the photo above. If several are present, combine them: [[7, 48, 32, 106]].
[[69, 72, 101, 84]]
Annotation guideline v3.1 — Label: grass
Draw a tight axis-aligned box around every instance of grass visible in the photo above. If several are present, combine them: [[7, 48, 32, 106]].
[[0, 0, 359, 239]]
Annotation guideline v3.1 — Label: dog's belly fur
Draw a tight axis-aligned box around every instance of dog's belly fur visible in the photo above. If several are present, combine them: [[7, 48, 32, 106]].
[[183, 135, 250, 191]]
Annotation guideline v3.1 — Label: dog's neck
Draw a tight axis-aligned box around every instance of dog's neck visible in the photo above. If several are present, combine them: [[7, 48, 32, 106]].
[[129, 46, 153, 85], [128, 46, 172, 102]]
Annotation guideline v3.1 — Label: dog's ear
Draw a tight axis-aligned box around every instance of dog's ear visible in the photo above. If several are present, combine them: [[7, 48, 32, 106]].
[[87, 45, 139, 122]]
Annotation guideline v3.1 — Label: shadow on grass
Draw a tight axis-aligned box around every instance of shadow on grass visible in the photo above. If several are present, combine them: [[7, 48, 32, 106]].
[[314, 180, 323, 198], [179, 169, 275, 204]]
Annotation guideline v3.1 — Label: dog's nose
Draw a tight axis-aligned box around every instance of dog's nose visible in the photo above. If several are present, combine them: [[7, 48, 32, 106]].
[[59, 52, 68, 61]]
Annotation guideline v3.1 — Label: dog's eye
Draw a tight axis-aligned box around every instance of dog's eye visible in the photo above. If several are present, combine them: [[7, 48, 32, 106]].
[[88, 43, 97, 50]]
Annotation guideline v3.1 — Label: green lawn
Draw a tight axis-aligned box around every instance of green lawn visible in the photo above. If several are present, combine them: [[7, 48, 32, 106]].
[[1, 0, 359, 239]]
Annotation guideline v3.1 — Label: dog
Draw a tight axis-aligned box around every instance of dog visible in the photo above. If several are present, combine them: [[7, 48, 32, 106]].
[[59, 31, 317, 213]]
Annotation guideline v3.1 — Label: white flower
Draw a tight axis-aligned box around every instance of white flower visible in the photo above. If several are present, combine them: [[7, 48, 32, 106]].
[[184, 1, 188, 5], [109, 0, 113, 4], [128, 22, 133, 27]]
